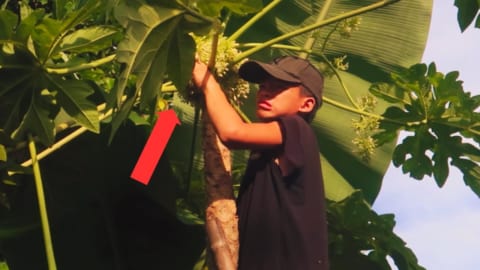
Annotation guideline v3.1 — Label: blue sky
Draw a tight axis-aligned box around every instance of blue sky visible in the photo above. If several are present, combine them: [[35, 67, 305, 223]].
[[372, 1, 480, 270]]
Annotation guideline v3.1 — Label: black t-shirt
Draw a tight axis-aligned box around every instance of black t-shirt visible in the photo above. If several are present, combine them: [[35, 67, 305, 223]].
[[237, 114, 329, 270]]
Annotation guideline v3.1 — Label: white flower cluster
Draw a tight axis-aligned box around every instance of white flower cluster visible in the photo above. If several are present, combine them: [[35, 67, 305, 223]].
[[339, 17, 362, 38], [194, 34, 250, 106], [351, 95, 380, 162]]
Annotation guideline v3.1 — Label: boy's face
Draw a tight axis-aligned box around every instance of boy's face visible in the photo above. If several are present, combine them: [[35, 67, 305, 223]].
[[255, 77, 315, 121]]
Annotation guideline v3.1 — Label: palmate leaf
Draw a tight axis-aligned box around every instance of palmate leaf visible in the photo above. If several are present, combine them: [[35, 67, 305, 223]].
[[109, 0, 201, 140], [47, 76, 100, 133], [31, 0, 104, 62], [12, 93, 56, 146], [225, 0, 433, 202], [112, 0, 186, 105], [374, 61, 480, 196]]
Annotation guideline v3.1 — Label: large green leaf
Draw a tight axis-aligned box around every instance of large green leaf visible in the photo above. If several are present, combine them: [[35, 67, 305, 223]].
[[224, 0, 432, 203], [112, 0, 185, 106]]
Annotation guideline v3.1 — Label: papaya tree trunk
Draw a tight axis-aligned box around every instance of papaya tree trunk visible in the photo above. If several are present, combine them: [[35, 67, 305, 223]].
[[202, 112, 239, 270]]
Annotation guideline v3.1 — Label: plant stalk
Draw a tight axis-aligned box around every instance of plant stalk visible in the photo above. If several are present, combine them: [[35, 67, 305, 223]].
[[28, 134, 57, 270], [233, 0, 400, 63], [45, 54, 116, 74]]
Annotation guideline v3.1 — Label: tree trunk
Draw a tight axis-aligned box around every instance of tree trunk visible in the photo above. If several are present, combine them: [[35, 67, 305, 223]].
[[202, 112, 239, 270]]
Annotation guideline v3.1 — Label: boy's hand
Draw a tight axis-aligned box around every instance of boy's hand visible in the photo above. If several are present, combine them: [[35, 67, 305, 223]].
[[192, 58, 215, 91]]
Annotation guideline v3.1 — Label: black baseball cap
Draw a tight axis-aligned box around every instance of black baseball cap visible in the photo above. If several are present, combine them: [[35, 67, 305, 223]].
[[238, 56, 324, 105]]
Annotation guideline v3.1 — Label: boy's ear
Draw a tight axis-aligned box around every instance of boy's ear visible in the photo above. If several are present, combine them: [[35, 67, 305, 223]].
[[298, 97, 316, 113]]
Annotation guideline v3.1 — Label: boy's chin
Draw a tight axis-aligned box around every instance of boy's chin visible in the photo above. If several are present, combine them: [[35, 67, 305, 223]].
[[256, 112, 279, 122]]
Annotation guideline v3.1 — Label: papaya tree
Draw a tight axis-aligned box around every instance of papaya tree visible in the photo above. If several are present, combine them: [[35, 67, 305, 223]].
[[106, 0, 437, 269], [1, 0, 479, 270]]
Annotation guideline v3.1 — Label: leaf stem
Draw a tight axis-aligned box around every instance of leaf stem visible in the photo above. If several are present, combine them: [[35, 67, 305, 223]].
[[318, 54, 361, 110], [233, 0, 400, 63], [28, 134, 57, 270], [45, 54, 116, 74], [298, 0, 333, 59], [177, 1, 216, 24], [227, 0, 283, 42], [323, 96, 422, 127]]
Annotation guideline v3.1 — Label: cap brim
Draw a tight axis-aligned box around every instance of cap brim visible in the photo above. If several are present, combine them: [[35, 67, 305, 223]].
[[239, 61, 301, 84]]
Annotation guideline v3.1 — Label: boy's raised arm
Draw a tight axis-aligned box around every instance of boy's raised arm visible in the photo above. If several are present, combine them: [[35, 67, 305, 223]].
[[192, 60, 283, 149]]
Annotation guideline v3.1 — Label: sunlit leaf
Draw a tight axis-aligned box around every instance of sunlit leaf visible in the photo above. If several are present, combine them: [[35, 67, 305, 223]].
[[113, 0, 185, 106], [56, 25, 120, 54], [12, 94, 56, 146], [48, 76, 100, 133], [0, 144, 6, 162]]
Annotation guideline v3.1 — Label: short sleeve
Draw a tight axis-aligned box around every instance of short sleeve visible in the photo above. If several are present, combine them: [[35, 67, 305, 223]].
[[277, 115, 307, 173]]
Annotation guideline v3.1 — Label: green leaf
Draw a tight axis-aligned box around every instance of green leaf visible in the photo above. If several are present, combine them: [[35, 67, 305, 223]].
[[12, 93, 55, 146], [167, 30, 196, 95], [197, 0, 263, 17], [32, 0, 104, 61], [56, 25, 120, 54], [112, 0, 185, 106], [48, 76, 100, 133], [369, 82, 411, 105], [328, 191, 426, 270], [14, 10, 45, 44], [451, 158, 480, 195], [0, 10, 18, 41], [455, 0, 480, 32], [432, 142, 450, 187], [32, 17, 63, 61]]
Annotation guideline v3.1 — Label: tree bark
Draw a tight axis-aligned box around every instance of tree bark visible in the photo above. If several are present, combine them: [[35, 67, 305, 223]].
[[202, 112, 239, 270]]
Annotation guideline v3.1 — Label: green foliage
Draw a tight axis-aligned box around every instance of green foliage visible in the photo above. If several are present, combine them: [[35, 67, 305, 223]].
[[0, 1, 445, 270], [455, 0, 480, 32], [370, 62, 480, 195], [196, 0, 262, 17], [0, 1, 119, 146], [328, 191, 425, 270], [109, 0, 201, 140]]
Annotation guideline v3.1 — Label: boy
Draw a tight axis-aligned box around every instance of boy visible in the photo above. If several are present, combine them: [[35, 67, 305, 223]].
[[192, 56, 329, 270]]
